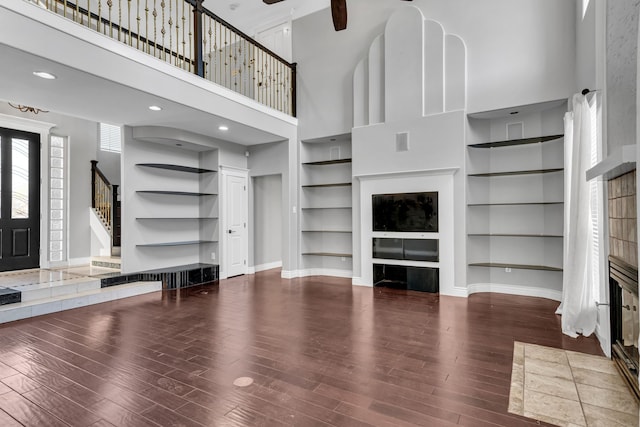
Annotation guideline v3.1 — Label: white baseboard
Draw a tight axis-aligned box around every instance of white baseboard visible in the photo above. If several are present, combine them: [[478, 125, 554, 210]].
[[281, 270, 298, 279], [443, 286, 469, 298], [281, 269, 352, 279], [595, 322, 611, 358], [351, 277, 371, 287], [297, 268, 352, 279], [467, 283, 562, 302], [595, 309, 611, 357], [251, 261, 282, 274]]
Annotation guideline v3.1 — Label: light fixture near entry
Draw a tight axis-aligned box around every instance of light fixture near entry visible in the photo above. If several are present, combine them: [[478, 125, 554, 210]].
[[8, 103, 49, 114]]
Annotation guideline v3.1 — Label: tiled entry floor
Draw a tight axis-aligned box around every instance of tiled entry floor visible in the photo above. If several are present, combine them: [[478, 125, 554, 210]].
[[0, 265, 120, 288], [509, 341, 638, 426], [0, 265, 161, 324]]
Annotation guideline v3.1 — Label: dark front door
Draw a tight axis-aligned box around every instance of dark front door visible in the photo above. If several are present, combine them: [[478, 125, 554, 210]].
[[0, 127, 40, 272]]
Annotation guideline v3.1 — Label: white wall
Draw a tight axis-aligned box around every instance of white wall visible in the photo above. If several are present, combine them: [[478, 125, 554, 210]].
[[0, 104, 98, 262], [293, 0, 576, 140], [96, 149, 121, 186], [252, 174, 283, 269], [607, 0, 640, 153], [247, 140, 295, 273], [352, 112, 466, 293]]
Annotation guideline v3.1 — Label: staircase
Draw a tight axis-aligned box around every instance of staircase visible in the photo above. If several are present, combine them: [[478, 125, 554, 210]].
[[91, 160, 120, 256]]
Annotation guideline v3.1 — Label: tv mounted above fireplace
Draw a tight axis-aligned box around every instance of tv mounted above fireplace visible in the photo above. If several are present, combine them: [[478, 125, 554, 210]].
[[372, 192, 438, 232]]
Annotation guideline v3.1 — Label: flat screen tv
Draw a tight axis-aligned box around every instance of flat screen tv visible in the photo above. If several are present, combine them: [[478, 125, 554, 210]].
[[372, 192, 438, 232]]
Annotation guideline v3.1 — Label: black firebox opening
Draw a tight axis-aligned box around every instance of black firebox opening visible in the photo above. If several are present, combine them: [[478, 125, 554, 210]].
[[373, 264, 439, 293]]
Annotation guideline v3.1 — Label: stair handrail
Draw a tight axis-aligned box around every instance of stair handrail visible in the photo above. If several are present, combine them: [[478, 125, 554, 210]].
[[42, 0, 297, 116], [91, 160, 116, 245]]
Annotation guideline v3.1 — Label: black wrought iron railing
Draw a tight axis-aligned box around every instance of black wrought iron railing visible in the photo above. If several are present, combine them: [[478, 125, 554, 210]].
[[91, 160, 120, 247], [36, 0, 296, 116]]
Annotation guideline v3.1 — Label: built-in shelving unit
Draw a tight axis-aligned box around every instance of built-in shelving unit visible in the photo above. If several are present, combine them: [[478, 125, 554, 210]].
[[300, 133, 353, 276], [466, 100, 567, 296], [134, 157, 219, 257]]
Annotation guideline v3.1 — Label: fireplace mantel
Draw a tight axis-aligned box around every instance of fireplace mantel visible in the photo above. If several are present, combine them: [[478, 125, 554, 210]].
[[586, 144, 636, 181]]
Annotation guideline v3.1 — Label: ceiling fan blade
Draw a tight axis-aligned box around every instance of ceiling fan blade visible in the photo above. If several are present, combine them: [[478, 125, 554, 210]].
[[331, 0, 347, 31], [263, 0, 285, 4]]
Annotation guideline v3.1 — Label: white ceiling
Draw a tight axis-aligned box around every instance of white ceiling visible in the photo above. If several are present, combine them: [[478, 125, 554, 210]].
[[0, 44, 287, 145], [205, 0, 329, 35]]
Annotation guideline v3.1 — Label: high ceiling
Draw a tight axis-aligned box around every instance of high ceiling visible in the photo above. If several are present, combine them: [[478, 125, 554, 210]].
[[205, 0, 329, 35], [0, 1, 316, 146]]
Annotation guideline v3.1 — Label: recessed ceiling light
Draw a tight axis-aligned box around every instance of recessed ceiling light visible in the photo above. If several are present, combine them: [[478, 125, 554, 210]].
[[218, 125, 229, 131], [33, 71, 56, 80], [149, 105, 162, 111]]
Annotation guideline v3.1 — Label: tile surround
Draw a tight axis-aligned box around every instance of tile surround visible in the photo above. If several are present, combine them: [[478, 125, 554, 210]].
[[509, 342, 639, 427], [608, 170, 638, 267]]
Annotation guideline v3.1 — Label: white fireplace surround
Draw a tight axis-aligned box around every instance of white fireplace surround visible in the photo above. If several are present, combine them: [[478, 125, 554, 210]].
[[355, 168, 457, 296]]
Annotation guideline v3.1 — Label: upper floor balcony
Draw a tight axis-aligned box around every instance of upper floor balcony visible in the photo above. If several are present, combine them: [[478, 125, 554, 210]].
[[31, 0, 296, 117]]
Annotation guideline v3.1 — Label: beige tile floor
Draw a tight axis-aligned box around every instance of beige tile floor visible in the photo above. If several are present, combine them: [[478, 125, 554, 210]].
[[0, 265, 120, 290], [509, 342, 639, 426]]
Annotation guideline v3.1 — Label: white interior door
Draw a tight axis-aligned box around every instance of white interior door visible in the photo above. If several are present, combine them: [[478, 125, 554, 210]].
[[224, 172, 248, 277]]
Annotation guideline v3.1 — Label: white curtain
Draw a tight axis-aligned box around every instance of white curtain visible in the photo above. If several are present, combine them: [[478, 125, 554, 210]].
[[556, 93, 597, 338]]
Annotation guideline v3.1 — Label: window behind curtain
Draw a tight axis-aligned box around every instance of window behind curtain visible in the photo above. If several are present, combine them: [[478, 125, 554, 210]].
[[588, 96, 602, 301]]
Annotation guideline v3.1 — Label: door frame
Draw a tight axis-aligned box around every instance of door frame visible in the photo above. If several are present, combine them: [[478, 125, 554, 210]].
[[220, 165, 249, 279], [0, 114, 55, 270]]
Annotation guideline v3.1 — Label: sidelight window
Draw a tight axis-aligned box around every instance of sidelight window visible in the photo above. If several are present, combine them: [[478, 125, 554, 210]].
[[49, 135, 67, 262]]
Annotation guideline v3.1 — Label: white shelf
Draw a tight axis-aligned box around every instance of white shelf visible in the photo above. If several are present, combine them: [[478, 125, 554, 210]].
[[466, 101, 565, 293], [300, 134, 353, 275]]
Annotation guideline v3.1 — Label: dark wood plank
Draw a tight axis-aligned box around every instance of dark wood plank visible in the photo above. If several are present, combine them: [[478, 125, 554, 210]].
[[23, 386, 102, 427], [0, 269, 603, 426], [0, 391, 69, 427], [0, 408, 23, 427], [1, 373, 42, 394]]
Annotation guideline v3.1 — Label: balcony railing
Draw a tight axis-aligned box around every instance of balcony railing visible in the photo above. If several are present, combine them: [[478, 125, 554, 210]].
[[36, 0, 296, 116]]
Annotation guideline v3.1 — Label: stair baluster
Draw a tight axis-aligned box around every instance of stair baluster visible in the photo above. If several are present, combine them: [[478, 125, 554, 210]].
[[91, 160, 120, 248]]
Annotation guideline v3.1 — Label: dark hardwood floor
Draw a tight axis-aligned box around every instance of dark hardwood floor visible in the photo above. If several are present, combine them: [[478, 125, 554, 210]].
[[0, 269, 603, 426]]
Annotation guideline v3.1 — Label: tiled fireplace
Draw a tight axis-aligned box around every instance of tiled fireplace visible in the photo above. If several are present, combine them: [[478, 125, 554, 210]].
[[608, 171, 638, 265], [608, 170, 639, 400]]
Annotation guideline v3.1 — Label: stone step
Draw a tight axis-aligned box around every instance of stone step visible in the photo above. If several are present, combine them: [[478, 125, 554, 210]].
[[0, 281, 162, 324], [91, 256, 122, 269], [14, 277, 102, 302]]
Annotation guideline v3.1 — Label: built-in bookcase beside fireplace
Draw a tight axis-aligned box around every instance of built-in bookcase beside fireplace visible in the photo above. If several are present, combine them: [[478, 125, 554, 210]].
[[371, 192, 440, 292]]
